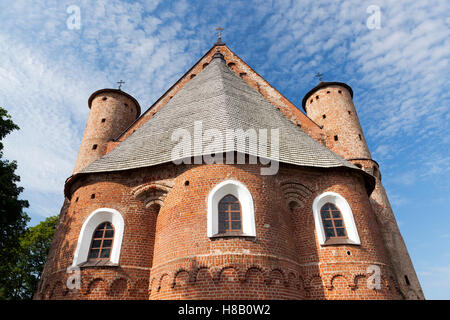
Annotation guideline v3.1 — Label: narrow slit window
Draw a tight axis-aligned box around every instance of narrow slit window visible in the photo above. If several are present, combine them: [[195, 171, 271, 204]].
[[334, 135, 338, 141], [92, 144, 98, 150]]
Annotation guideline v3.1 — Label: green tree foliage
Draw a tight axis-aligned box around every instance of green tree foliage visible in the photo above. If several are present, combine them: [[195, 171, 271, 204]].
[[0, 106, 31, 299], [9, 215, 58, 299], [0, 106, 49, 300]]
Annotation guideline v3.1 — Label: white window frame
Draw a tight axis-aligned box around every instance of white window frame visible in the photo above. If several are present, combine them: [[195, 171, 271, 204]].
[[207, 180, 256, 238], [72, 208, 125, 266], [312, 191, 361, 245]]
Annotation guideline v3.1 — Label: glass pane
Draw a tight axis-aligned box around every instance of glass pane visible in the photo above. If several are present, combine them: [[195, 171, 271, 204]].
[[321, 203, 330, 211], [97, 223, 106, 229], [219, 212, 229, 221], [230, 203, 240, 210], [94, 230, 103, 238], [89, 249, 99, 259], [325, 228, 335, 238], [100, 249, 111, 258], [334, 220, 343, 227], [91, 240, 102, 248], [323, 220, 332, 228], [219, 203, 228, 211], [104, 230, 114, 238], [105, 223, 113, 230], [328, 203, 338, 210], [219, 222, 228, 233], [231, 221, 241, 230], [336, 228, 346, 237], [332, 211, 341, 218], [231, 212, 241, 220], [103, 240, 113, 248], [321, 211, 330, 219]]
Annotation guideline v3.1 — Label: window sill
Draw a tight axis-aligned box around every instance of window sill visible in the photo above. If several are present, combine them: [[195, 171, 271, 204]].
[[78, 260, 119, 268], [210, 232, 256, 239], [321, 238, 360, 246]]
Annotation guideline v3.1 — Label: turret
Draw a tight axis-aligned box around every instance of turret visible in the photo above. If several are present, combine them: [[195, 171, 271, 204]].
[[73, 89, 141, 174], [302, 82, 370, 161], [302, 82, 425, 299]]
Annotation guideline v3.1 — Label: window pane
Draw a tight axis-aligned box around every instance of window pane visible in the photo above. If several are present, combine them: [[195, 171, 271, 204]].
[[230, 203, 240, 210], [325, 228, 335, 238], [231, 212, 241, 220], [218, 194, 242, 234], [336, 228, 346, 237], [102, 239, 113, 248], [98, 223, 106, 229], [91, 240, 102, 248], [89, 249, 99, 259], [321, 211, 330, 219], [328, 203, 338, 211], [104, 230, 114, 238], [332, 211, 341, 218], [219, 222, 228, 233], [94, 230, 103, 238], [231, 221, 241, 230], [105, 223, 113, 230], [323, 220, 332, 228], [334, 220, 343, 227], [100, 249, 111, 258]]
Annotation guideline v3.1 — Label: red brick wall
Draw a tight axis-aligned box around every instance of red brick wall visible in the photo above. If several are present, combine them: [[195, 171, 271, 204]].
[[304, 85, 371, 160], [37, 162, 403, 300], [73, 92, 139, 174]]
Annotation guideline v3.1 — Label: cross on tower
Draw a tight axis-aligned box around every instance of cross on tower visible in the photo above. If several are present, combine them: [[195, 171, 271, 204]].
[[216, 27, 224, 43], [315, 72, 324, 82], [117, 80, 125, 90]]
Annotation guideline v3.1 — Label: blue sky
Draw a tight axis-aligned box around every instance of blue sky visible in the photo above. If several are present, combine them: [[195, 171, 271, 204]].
[[0, 0, 449, 299]]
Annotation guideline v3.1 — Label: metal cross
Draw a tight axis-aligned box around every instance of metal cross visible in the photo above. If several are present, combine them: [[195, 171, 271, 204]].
[[216, 27, 224, 41], [315, 72, 323, 82], [117, 80, 125, 90]]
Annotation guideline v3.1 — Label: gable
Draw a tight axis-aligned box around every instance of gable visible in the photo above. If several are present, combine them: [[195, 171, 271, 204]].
[[106, 43, 323, 153]]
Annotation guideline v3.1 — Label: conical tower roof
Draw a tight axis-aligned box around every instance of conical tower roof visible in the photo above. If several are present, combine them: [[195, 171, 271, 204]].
[[79, 51, 362, 176]]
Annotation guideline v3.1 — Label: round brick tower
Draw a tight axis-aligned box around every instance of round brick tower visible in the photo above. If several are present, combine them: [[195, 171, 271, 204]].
[[302, 82, 370, 160], [302, 83, 424, 299], [72, 89, 141, 174]]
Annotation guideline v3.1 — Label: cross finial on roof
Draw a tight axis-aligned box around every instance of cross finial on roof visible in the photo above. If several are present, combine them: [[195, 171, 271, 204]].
[[117, 80, 125, 90], [215, 26, 225, 45], [315, 72, 323, 83]]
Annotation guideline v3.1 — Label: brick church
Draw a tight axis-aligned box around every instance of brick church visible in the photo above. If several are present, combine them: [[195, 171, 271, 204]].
[[36, 38, 424, 300]]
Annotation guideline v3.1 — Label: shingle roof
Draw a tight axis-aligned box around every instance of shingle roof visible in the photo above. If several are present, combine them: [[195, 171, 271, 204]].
[[79, 53, 362, 176]]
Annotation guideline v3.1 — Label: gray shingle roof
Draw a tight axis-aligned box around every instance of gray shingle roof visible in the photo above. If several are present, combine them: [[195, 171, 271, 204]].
[[80, 54, 359, 175]]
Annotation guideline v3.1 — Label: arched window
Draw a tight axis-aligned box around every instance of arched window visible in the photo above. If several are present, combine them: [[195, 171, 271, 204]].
[[207, 180, 256, 238], [218, 195, 242, 234], [320, 203, 347, 239], [88, 222, 115, 260], [312, 192, 360, 245], [72, 208, 124, 266]]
